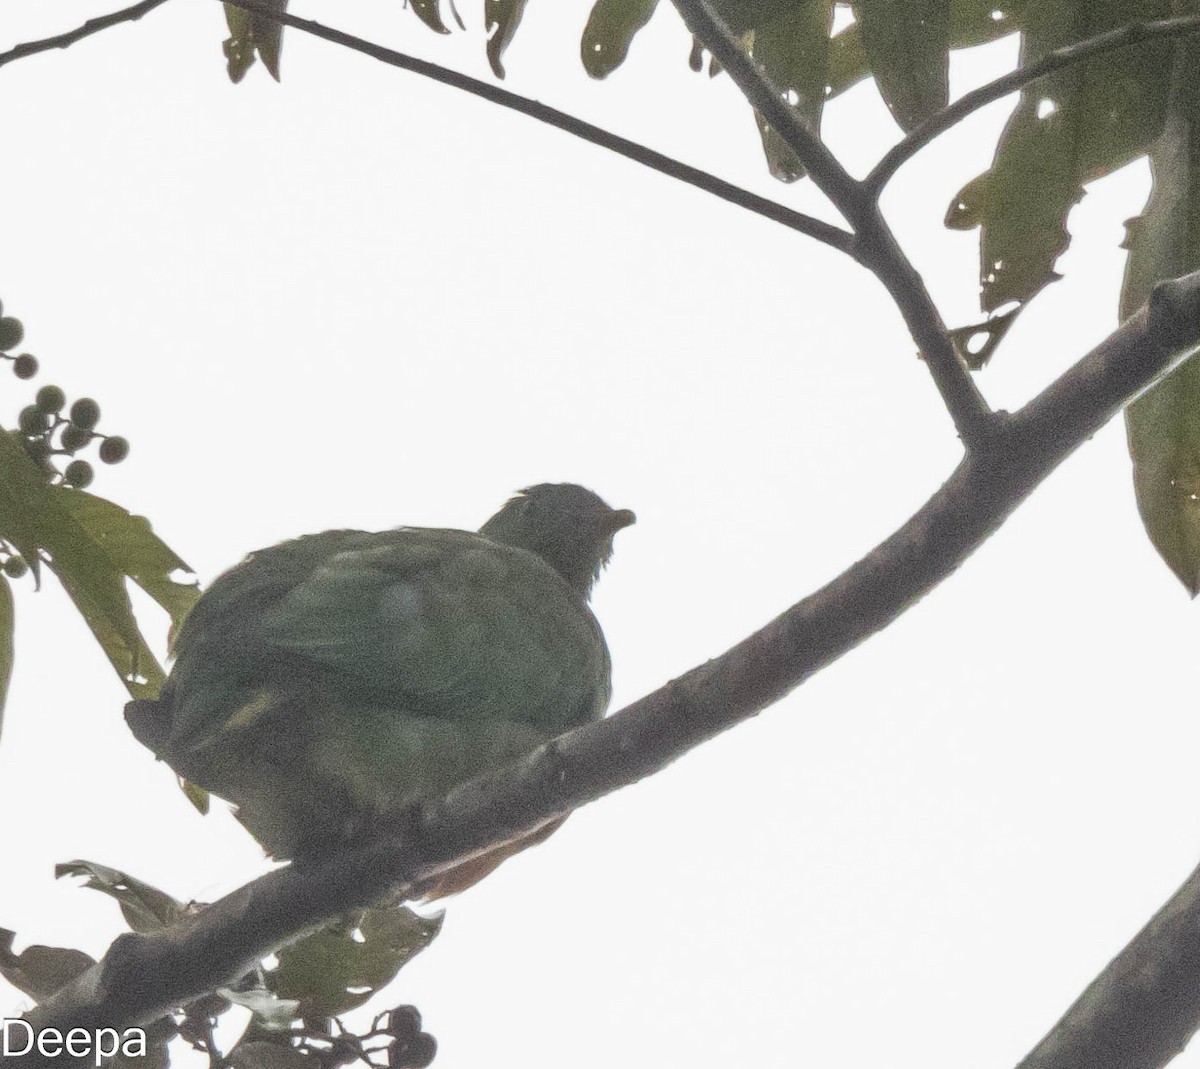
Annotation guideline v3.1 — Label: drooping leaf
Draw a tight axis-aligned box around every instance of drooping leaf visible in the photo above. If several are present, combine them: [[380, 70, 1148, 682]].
[[56, 860, 187, 933], [223, 0, 288, 83], [0, 929, 94, 1001], [1121, 32, 1200, 595], [410, 0, 451, 34], [273, 906, 443, 1020], [582, 0, 659, 78], [0, 576, 12, 742], [486, 0, 531, 78], [852, 0, 949, 131], [827, 23, 868, 98], [749, 0, 835, 182], [948, 0, 1173, 314]]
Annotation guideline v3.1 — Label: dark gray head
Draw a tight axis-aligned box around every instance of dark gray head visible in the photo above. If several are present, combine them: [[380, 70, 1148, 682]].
[[479, 483, 635, 597]]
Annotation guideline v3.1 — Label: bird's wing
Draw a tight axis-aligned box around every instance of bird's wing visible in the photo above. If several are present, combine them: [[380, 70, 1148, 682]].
[[165, 527, 611, 747]]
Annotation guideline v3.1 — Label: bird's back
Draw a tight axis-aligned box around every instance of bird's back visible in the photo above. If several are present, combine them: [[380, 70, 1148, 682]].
[[135, 526, 612, 859]]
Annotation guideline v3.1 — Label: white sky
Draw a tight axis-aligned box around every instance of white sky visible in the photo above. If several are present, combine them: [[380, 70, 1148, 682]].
[[2, 2, 1199, 1068]]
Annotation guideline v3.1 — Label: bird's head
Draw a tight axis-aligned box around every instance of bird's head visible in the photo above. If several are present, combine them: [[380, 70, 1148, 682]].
[[480, 483, 635, 598]]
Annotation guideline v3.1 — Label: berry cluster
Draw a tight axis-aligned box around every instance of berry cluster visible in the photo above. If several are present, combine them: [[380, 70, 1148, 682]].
[[2, 300, 130, 492]]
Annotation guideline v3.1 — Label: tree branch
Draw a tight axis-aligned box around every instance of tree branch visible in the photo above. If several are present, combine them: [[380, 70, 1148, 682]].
[[1016, 851, 1200, 1069], [209, 0, 856, 258], [867, 14, 1200, 193], [12, 271, 1200, 1066], [0, 0, 172, 71], [670, 0, 993, 448]]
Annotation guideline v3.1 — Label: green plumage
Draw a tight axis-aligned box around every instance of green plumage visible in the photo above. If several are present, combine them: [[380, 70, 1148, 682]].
[[127, 485, 633, 865]]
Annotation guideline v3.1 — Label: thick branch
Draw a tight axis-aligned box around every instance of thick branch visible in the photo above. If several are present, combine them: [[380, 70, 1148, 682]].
[[0, 0, 171, 71], [211, 0, 855, 257], [671, 0, 992, 446], [867, 15, 1200, 193], [13, 272, 1200, 1066], [1017, 855, 1200, 1069]]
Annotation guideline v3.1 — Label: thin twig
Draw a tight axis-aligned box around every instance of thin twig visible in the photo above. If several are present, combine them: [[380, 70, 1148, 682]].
[[214, 0, 856, 257], [672, 0, 995, 447], [867, 15, 1200, 193], [13, 271, 1200, 1068], [0, 0, 172, 71]]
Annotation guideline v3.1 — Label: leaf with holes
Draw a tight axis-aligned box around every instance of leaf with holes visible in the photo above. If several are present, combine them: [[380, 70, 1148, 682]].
[[1121, 34, 1200, 595], [749, 0, 834, 182], [409, 0, 451, 34], [948, 304, 1024, 369], [486, 0, 531, 77], [223, 0, 288, 82], [56, 860, 187, 934], [582, 0, 659, 78], [273, 907, 443, 1020], [948, 0, 1173, 314]]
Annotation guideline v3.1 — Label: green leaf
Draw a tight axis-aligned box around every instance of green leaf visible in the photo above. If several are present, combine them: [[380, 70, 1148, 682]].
[[948, 0, 1026, 47], [852, 0, 949, 131], [582, 0, 659, 78], [56, 859, 186, 933], [0, 576, 12, 742], [273, 906, 443, 1020], [827, 23, 868, 98], [486, 0, 531, 78], [749, 0, 835, 182], [1121, 32, 1200, 595], [0, 929, 94, 1001], [949, 0, 1173, 313], [48, 488, 200, 637], [0, 429, 196, 702], [223, 0, 288, 83], [410, 0, 452, 34]]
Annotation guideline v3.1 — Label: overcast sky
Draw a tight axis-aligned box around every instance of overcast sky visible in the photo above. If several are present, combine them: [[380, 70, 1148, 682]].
[[1, 2, 1198, 1068]]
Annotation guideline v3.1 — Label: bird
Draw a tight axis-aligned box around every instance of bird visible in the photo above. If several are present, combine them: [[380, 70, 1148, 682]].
[[125, 483, 634, 897]]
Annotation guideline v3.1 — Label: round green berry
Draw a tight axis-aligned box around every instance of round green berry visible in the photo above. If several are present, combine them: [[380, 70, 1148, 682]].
[[13, 353, 37, 379], [18, 405, 47, 435], [3, 556, 28, 579], [0, 317, 24, 352], [98, 435, 129, 464], [35, 385, 66, 413], [64, 459, 94, 489], [61, 424, 93, 453], [70, 397, 101, 429]]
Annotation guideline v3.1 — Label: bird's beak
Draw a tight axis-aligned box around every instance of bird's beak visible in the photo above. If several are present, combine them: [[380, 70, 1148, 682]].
[[606, 508, 637, 532]]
